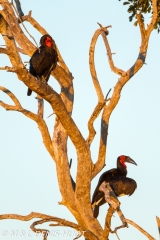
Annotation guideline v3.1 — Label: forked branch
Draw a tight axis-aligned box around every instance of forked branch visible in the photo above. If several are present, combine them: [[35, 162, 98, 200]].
[[21, 10, 72, 79], [98, 23, 126, 76], [0, 86, 55, 160], [89, 26, 106, 102], [0, 212, 99, 240], [87, 24, 112, 146], [92, 0, 158, 178], [0, 212, 84, 240]]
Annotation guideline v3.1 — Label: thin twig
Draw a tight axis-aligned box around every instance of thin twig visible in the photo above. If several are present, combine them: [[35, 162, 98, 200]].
[[115, 232, 120, 240], [105, 88, 111, 100], [73, 231, 83, 240], [11, 2, 38, 48], [0, 66, 16, 72], [47, 112, 55, 118]]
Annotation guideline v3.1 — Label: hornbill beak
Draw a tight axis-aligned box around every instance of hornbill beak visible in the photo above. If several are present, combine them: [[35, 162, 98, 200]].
[[125, 156, 137, 166]]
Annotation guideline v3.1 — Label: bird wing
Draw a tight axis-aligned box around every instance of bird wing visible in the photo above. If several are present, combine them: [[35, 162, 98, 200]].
[[109, 176, 137, 196], [30, 46, 57, 81], [92, 168, 118, 204], [98, 168, 119, 184], [29, 46, 46, 76]]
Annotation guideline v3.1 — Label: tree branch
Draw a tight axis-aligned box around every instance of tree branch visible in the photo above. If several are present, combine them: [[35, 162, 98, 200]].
[[136, 13, 146, 39], [0, 212, 99, 240], [92, 3, 157, 178], [0, 66, 16, 71], [87, 89, 111, 146], [16, 47, 27, 54], [103, 206, 115, 240], [36, 95, 44, 118], [125, 218, 156, 240], [21, 11, 72, 79], [0, 2, 83, 229], [89, 27, 104, 102], [99, 24, 126, 76], [0, 86, 55, 160], [31, 218, 84, 236], [11, 2, 38, 48], [99, 182, 155, 239], [0, 47, 8, 54], [14, 0, 24, 18], [0, 212, 83, 232], [0, 4, 36, 55], [147, 0, 158, 36], [87, 25, 112, 147], [1, 4, 79, 223], [0, 1, 157, 239], [156, 216, 160, 236]]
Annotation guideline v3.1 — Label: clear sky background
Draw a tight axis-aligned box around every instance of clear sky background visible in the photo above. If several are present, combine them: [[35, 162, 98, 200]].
[[0, 1, 160, 240]]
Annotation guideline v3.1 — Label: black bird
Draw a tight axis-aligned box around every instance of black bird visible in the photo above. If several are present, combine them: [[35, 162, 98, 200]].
[[92, 155, 137, 218], [27, 34, 58, 96]]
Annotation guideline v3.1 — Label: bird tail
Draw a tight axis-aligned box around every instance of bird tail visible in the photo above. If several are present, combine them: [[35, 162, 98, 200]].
[[93, 205, 99, 218], [27, 88, 32, 96]]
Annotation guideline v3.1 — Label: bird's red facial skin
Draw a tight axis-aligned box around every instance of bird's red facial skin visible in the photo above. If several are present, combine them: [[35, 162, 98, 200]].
[[45, 37, 52, 47], [120, 155, 127, 168]]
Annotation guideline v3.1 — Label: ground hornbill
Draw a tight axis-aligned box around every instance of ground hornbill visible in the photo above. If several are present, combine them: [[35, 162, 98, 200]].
[[27, 34, 58, 96], [92, 155, 137, 218]]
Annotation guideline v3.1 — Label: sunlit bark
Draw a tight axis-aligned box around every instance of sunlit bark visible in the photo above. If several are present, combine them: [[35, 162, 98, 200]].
[[0, 0, 158, 239]]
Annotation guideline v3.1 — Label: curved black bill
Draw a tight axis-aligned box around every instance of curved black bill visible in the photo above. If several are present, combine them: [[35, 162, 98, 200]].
[[125, 156, 137, 166]]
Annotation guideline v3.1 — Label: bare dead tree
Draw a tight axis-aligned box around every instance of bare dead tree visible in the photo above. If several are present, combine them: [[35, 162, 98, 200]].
[[0, 0, 159, 239]]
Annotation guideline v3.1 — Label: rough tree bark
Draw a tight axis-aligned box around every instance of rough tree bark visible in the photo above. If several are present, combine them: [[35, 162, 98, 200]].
[[0, 0, 158, 239]]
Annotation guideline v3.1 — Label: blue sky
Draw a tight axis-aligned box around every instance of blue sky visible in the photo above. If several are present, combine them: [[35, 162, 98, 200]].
[[0, 1, 160, 240]]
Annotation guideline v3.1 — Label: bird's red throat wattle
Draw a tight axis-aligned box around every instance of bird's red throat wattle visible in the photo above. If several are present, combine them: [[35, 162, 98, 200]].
[[45, 37, 52, 47]]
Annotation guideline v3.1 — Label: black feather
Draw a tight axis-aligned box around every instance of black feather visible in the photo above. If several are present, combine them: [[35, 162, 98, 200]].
[[27, 34, 58, 96], [92, 155, 137, 218]]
